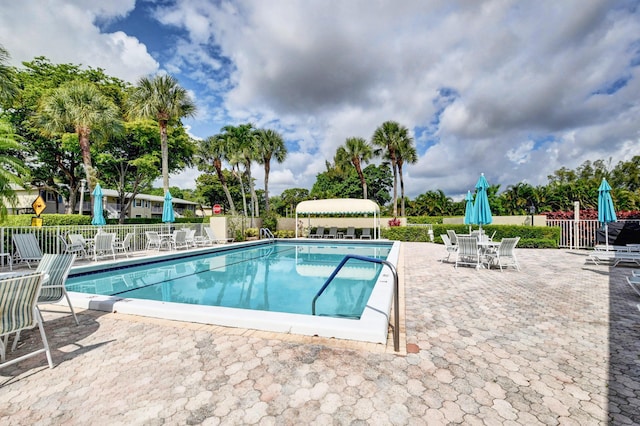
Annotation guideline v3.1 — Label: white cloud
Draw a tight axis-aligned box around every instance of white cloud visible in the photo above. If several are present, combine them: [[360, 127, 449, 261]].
[[0, 0, 158, 82]]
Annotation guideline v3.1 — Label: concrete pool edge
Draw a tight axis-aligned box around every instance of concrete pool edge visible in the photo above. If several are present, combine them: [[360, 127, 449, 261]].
[[66, 239, 401, 345]]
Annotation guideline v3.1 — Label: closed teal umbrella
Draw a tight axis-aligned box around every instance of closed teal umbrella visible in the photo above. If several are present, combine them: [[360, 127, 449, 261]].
[[598, 178, 617, 249], [91, 184, 106, 226], [472, 173, 492, 232], [162, 191, 175, 223], [463, 190, 473, 233]]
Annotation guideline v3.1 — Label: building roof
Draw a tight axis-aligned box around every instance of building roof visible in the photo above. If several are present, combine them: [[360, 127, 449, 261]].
[[296, 198, 380, 215]]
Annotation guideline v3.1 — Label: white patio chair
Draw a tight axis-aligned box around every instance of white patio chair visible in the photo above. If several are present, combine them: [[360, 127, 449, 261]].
[[58, 235, 87, 259], [145, 231, 163, 250], [440, 234, 458, 263], [360, 228, 372, 239], [0, 272, 54, 369], [113, 232, 134, 258], [184, 229, 196, 247], [12, 234, 43, 268], [34, 253, 79, 325], [93, 233, 116, 261], [485, 237, 521, 271], [455, 236, 482, 269], [170, 230, 189, 250], [446, 230, 458, 245]]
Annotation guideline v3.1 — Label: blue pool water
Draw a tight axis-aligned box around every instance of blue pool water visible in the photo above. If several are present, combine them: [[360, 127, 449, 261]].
[[66, 241, 392, 319]]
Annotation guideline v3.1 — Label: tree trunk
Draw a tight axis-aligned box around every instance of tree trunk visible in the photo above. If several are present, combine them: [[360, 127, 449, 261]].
[[398, 163, 405, 216], [214, 159, 236, 214], [159, 119, 169, 193], [264, 161, 271, 211], [246, 161, 259, 222]]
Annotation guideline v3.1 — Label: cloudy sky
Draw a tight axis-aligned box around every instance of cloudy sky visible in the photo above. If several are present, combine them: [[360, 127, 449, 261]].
[[1, 0, 638, 200]]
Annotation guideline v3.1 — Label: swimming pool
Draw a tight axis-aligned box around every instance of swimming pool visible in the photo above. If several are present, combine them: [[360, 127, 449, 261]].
[[66, 239, 400, 344]]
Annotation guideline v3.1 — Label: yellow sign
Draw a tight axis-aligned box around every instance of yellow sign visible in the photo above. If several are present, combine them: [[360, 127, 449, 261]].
[[31, 217, 43, 227], [32, 195, 46, 216]]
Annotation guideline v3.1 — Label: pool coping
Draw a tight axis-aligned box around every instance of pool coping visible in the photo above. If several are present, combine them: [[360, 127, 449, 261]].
[[66, 239, 401, 345]]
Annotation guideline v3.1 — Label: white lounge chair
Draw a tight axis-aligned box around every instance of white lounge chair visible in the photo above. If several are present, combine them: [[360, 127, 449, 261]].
[[344, 227, 356, 239], [12, 233, 43, 268], [0, 272, 54, 369], [446, 230, 458, 245], [204, 227, 234, 244], [68, 234, 91, 257], [360, 228, 372, 239], [184, 229, 196, 247], [485, 237, 520, 271], [58, 235, 87, 259], [310, 227, 325, 238], [170, 230, 189, 250], [588, 250, 640, 266], [626, 276, 640, 297], [455, 236, 482, 269], [440, 234, 458, 263], [325, 227, 338, 239]]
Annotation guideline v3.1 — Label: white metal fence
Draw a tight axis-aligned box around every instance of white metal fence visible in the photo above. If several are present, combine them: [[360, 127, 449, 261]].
[[0, 223, 207, 259], [546, 219, 640, 249]]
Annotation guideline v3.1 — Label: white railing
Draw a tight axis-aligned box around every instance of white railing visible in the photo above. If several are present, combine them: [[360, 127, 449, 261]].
[[0, 223, 207, 258], [546, 219, 640, 249]]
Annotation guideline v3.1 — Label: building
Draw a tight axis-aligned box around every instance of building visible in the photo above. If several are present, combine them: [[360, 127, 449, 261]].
[[8, 185, 199, 219]]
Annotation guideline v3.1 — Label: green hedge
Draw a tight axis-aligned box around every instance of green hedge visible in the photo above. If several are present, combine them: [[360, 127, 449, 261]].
[[382, 225, 560, 248]]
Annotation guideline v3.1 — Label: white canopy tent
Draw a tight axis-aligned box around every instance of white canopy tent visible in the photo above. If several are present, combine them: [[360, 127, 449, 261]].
[[295, 198, 381, 239]]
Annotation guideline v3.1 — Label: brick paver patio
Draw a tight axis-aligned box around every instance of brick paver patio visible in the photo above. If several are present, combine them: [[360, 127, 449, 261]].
[[1, 243, 639, 424]]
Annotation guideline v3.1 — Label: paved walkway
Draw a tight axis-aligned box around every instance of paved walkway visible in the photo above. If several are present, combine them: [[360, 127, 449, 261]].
[[1, 243, 639, 424]]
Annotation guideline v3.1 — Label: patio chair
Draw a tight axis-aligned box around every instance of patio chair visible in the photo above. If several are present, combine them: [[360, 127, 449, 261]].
[[310, 227, 324, 238], [325, 227, 338, 239], [12, 233, 43, 268], [446, 230, 458, 245], [485, 237, 520, 271], [344, 227, 356, 239], [170, 230, 189, 250], [113, 232, 134, 258], [184, 229, 196, 247], [58, 235, 87, 259], [455, 236, 482, 269], [360, 228, 372, 239], [440, 234, 458, 263], [145, 231, 164, 250], [204, 227, 234, 244], [35, 253, 79, 325], [93, 233, 116, 261], [0, 272, 54, 369], [68, 234, 92, 254]]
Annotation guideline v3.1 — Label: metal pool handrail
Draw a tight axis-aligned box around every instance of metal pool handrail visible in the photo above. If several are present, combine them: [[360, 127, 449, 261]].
[[260, 228, 275, 239], [312, 254, 400, 352]]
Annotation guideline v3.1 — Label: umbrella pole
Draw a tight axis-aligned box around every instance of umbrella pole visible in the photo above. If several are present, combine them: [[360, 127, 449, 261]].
[[605, 223, 609, 250]]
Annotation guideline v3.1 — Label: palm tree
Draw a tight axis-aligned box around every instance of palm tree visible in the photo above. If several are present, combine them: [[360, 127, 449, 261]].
[[395, 136, 417, 216], [372, 121, 410, 217], [0, 44, 18, 104], [195, 134, 237, 214], [222, 124, 259, 220], [127, 74, 196, 193], [37, 81, 120, 191], [255, 129, 287, 212], [0, 119, 29, 220], [334, 137, 373, 199]]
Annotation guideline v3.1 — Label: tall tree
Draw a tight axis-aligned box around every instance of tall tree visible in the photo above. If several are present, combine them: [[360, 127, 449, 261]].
[[36, 81, 121, 192], [195, 133, 237, 214], [334, 137, 373, 199], [394, 136, 417, 216], [371, 121, 410, 217], [255, 128, 287, 212], [0, 44, 18, 104], [127, 74, 196, 194], [222, 124, 258, 220]]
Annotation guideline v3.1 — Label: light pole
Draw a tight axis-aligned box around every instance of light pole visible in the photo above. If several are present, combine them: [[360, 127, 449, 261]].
[[529, 204, 536, 226], [78, 179, 86, 215]]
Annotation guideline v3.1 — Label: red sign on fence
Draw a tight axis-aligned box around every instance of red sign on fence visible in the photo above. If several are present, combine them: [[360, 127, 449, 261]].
[[213, 204, 222, 214]]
